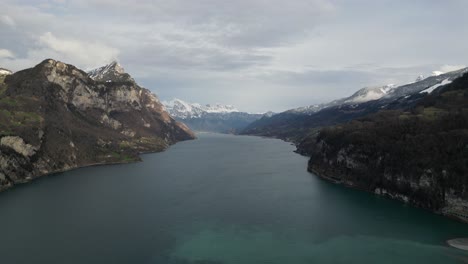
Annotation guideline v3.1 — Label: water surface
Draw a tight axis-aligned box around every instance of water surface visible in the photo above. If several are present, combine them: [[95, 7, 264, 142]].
[[0, 133, 467, 263]]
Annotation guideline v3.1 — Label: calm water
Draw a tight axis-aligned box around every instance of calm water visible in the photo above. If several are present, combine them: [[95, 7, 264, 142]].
[[0, 133, 467, 264]]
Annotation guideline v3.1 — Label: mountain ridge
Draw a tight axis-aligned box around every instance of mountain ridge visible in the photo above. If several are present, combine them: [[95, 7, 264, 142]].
[[163, 98, 266, 133], [242, 67, 468, 141]]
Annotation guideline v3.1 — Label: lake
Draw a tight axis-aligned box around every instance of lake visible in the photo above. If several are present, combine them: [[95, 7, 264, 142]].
[[0, 133, 467, 263]]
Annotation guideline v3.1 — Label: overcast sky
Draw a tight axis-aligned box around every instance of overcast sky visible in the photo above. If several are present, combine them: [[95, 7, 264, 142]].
[[1, 0, 467, 112]]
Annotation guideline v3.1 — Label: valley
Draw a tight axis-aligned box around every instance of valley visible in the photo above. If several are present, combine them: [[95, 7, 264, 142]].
[[2, 1, 468, 263]]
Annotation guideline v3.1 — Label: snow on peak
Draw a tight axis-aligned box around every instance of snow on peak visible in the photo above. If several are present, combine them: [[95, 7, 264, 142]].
[[382, 84, 397, 93], [344, 84, 397, 104], [0, 68, 12, 75], [415, 75, 425, 82], [203, 103, 238, 113], [163, 99, 240, 119], [88, 60, 130, 82], [431, 71, 444, 77], [291, 83, 398, 114]]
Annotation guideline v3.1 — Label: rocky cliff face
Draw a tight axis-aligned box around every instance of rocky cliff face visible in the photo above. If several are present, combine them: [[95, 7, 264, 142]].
[[300, 73, 468, 222], [0, 59, 195, 191]]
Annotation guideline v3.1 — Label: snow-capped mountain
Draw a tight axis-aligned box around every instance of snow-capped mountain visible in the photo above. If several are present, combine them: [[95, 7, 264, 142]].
[[88, 61, 134, 83], [386, 67, 468, 98], [242, 66, 468, 139], [415, 75, 425, 82], [288, 84, 397, 115], [344, 84, 397, 104], [289, 67, 468, 115], [163, 99, 239, 119], [163, 99, 265, 133], [0, 68, 12, 75]]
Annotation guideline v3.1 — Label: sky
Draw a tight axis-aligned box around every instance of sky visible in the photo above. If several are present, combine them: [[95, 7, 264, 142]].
[[1, 0, 467, 112]]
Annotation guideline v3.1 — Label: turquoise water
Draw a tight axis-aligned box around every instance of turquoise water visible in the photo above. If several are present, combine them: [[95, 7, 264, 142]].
[[0, 133, 467, 263]]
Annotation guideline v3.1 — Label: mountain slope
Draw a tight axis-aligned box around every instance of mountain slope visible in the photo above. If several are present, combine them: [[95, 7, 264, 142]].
[[300, 72, 468, 222], [163, 99, 263, 133], [0, 59, 194, 191], [288, 84, 397, 115], [242, 68, 468, 142]]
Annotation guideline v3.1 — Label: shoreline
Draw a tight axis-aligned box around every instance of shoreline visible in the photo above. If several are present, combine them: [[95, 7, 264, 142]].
[[0, 138, 195, 194], [307, 165, 468, 225], [241, 134, 468, 226], [0, 157, 143, 194]]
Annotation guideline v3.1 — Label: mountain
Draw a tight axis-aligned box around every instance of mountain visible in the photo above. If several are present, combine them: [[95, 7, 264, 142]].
[[87, 61, 134, 83], [299, 72, 468, 222], [0, 59, 194, 191], [163, 99, 264, 133], [163, 99, 239, 119], [242, 67, 468, 142], [288, 84, 397, 115]]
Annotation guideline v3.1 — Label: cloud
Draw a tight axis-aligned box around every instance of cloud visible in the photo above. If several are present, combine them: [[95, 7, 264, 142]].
[[0, 49, 15, 59], [0, 0, 467, 112], [37, 32, 119, 69], [439, 64, 466, 73], [1, 15, 15, 27], [69, 0, 335, 48]]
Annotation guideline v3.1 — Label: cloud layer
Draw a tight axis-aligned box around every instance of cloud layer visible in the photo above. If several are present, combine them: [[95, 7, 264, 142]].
[[1, 0, 467, 112]]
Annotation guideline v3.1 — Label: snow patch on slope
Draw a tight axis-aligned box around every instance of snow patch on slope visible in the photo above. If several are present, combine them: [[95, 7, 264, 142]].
[[432, 71, 444, 77], [420, 78, 452, 94], [345, 84, 397, 104]]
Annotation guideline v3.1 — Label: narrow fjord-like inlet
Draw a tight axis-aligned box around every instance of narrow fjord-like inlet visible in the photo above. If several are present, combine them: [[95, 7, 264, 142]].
[[0, 133, 466, 264]]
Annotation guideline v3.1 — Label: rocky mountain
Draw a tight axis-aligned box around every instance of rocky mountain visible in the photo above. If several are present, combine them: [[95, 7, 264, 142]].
[[242, 67, 468, 141], [0, 59, 194, 191], [87, 61, 134, 83], [299, 72, 468, 222], [163, 99, 264, 133]]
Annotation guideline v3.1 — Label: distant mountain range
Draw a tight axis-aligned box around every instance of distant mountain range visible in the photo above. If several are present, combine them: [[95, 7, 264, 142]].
[[163, 98, 268, 133], [242, 67, 468, 141], [163, 99, 239, 119], [288, 69, 467, 116]]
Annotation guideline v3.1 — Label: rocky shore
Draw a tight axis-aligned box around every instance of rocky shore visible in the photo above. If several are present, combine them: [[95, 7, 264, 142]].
[[297, 72, 468, 223]]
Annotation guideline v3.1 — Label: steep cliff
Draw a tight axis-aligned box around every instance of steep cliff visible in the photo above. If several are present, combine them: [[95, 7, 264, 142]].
[[0, 59, 195, 191], [300, 73, 468, 222]]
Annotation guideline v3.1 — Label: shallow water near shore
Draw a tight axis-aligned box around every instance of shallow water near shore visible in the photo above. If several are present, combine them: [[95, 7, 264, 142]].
[[0, 133, 467, 263]]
